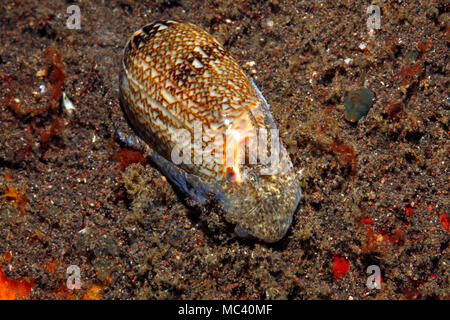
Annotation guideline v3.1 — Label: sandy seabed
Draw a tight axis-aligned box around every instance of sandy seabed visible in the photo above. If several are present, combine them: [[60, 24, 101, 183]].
[[0, 0, 448, 299]]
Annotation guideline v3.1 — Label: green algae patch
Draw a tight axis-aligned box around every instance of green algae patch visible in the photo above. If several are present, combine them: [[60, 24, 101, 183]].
[[344, 88, 374, 123]]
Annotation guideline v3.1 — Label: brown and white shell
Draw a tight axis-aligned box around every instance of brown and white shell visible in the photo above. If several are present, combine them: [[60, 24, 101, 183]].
[[120, 20, 301, 242]]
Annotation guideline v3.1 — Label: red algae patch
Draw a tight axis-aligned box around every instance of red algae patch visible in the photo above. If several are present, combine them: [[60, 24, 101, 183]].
[[439, 215, 450, 232], [332, 255, 350, 280], [113, 148, 146, 171]]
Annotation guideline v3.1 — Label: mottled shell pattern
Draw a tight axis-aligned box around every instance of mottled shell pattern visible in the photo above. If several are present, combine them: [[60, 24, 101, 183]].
[[119, 20, 301, 242]]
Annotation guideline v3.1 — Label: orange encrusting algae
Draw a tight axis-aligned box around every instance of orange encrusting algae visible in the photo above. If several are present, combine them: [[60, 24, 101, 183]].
[[0, 264, 34, 300], [1, 185, 28, 215], [0, 256, 103, 300], [83, 284, 103, 300]]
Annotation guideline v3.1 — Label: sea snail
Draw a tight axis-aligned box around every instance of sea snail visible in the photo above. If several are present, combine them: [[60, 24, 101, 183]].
[[119, 20, 301, 242]]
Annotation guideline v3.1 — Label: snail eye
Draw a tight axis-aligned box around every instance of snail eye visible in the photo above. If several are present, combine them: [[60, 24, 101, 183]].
[[224, 167, 238, 182]]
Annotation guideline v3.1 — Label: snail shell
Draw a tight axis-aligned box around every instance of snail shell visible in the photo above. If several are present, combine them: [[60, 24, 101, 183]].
[[119, 20, 301, 242]]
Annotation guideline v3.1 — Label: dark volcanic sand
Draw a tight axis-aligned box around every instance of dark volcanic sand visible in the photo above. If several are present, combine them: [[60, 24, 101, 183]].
[[0, 0, 448, 299]]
